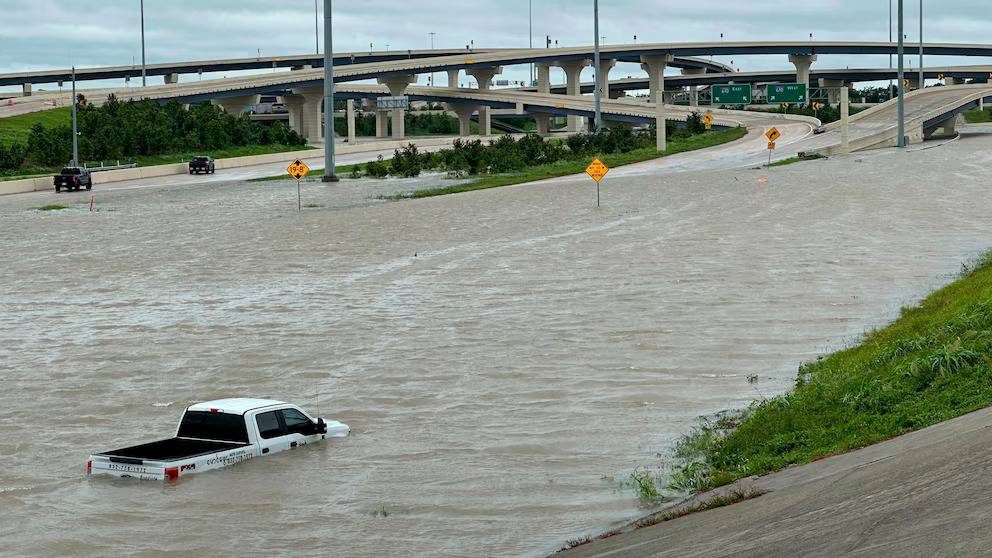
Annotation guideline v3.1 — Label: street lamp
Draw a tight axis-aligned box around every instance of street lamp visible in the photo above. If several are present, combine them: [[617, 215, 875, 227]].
[[428, 32, 436, 86], [897, 0, 905, 148], [140, 0, 146, 87], [315, 0, 319, 55], [593, 0, 602, 131], [322, 0, 339, 182], [919, 0, 924, 90]]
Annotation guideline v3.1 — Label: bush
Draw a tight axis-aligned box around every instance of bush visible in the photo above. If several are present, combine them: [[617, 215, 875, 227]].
[[390, 144, 422, 177], [0, 141, 27, 172], [365, 155, 390, 178], [686, 111, 706, 134]]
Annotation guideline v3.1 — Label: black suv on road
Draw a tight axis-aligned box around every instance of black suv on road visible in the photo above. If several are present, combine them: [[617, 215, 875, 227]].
[[189, 156, 216, 174], [53, 167, 92, 193]]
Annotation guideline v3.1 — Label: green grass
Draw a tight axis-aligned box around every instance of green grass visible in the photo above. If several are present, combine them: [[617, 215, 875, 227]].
[[386, 128, 748, 200], [963, 109, 991, 123], [767, 154, 826, 167], [673, 249, 992, 489], [0, 107, 72, 146], [35, 205, 68, 211]]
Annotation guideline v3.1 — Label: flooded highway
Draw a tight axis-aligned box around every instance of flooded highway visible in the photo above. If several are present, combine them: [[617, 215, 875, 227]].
[[1, 134, 990, 557]]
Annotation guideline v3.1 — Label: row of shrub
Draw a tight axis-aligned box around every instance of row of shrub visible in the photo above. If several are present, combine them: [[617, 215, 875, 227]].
[[17, 94, 307, 168], [352, 115, 707, 179], [0, 141, 26, 172]]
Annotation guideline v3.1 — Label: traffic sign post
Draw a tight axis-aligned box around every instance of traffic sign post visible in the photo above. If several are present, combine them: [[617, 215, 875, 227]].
[[712, 84, 752, 105], [703, 113, 714, 130], [585, 158, 609, 206], [287, 158, 310, 209], [766, 83, 807, 104], [764, 128, 780, 167]]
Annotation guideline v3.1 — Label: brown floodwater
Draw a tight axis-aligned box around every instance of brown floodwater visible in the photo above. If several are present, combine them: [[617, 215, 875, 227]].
[[1, 135, 990, 557]]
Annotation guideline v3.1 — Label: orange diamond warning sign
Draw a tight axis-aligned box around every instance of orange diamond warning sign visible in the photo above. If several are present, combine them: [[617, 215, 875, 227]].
[[585, 158, 609, 183], [287, 158, 310, 181]]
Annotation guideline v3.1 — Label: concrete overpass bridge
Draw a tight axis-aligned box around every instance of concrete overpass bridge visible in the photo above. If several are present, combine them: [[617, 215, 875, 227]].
[[9, 41, 992, 160]]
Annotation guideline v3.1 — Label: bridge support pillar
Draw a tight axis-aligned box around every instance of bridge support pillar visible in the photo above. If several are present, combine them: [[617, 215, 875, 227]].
[[536, 63, 552, 94], [945, 77, 962, 86], [681, 68, 705, 106], [596, 59, 616, 101], [788, 54, 817, 86], [655, 89, 667, 152], [640, 54, 675, 105], [840, 86, 850, 154], [283, 96, 306, 138], [377, 75, 418, 140], [213, 94, 259, 117], [464, 66, 502, 137], [164, 73, 180, 85], [465, 65, 502, 91], [22, 83, 31, 96], [556, 59, 591, 133], [346, 99, 356, 143], [819, 78, 846, 104], [294, 86, 325, 143], [609, 89, 624, 99], [529, 112, 551, 137], [447, 69, 460, 88], [907, 77, 920, 90], [445, 103, 477, 137]]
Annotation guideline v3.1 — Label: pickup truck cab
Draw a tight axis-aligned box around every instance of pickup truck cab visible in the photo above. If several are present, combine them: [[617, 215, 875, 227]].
[[88, 398, 349, 481], [189, 156, 215, 174], [53, 167, 92, 193]]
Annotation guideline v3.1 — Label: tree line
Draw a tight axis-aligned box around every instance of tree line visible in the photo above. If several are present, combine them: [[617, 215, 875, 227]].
[[1, 94, 307, 171]]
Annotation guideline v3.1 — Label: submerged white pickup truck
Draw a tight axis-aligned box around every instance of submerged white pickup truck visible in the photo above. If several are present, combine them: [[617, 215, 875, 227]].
[[88, 398, 349, 481]]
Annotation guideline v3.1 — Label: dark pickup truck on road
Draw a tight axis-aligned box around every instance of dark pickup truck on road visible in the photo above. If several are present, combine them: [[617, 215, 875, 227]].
[[53, 167, 92, 193], [189, 156, 215, 174]]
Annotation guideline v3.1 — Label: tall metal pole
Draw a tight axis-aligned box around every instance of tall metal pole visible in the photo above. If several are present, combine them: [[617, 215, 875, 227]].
[[919, 0, 923, 89], [529, 0, 534, 86], [429, 32, 436, 86], [71, 67, 78, 167], [315, 0, 319, 55], [593, 0, 602, 131], [888, 0, 892, 99], [897, 0, 905, 148], [140, 0, 146, 87], [322, 0, 339, 182]]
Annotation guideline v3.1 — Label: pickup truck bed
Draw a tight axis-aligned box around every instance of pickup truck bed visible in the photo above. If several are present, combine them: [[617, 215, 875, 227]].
[[99, 438, 247, 461]]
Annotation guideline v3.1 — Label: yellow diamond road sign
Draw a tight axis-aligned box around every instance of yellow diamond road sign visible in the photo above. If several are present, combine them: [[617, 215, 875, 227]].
[[766, 127, 781, 142], [287, 158, 310, 181], [586, 158, 609, 183], [702, 113, 714, 124]]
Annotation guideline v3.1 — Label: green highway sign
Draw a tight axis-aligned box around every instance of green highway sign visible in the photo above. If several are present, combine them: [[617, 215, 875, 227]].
[[712, 84, 752, 105], [766, 83, 807, 104]]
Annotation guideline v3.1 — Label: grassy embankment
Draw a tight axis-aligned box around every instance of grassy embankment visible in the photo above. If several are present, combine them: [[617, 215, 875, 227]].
[[671, 250, 992, 491], [248, 128, 748, 194], [963, 109, 992, 123], [388, 127, 748, 199], [0, 109, 314, 181]]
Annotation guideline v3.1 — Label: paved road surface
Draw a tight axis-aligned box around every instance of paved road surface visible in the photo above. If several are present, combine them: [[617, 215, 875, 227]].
[[556, 406, 992, 558]]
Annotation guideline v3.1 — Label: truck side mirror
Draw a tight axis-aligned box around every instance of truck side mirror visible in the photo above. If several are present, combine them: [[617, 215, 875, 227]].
[[317, 418, 327, 434]]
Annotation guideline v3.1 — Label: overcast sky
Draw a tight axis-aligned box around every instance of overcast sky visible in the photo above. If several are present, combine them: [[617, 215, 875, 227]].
[[3, 0, 992, 92]]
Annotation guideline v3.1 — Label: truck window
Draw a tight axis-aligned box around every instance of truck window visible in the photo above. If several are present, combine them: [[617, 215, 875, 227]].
[[256, 411, 283, 439], [281, 409, 313, 435], [178, 411, 249, 443], [60, 168, 81, 175]]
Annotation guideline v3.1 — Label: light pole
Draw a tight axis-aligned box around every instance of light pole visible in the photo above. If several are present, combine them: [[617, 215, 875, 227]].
[[140, 0, 146, 87], [889, 0, 893, 100], [593, 0, 602, 131], [428, 32, 436, 86], [897, 0, 905, 148], [529, 0, 534, 85], [71, 66, 78, 167], [315, 0, 319, 55], [919, 0, 923, 90], [322, 0, 338, 182]]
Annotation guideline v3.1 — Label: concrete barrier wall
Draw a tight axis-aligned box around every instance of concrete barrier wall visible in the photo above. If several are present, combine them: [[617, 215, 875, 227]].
[[0, 136, 480, 196]]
